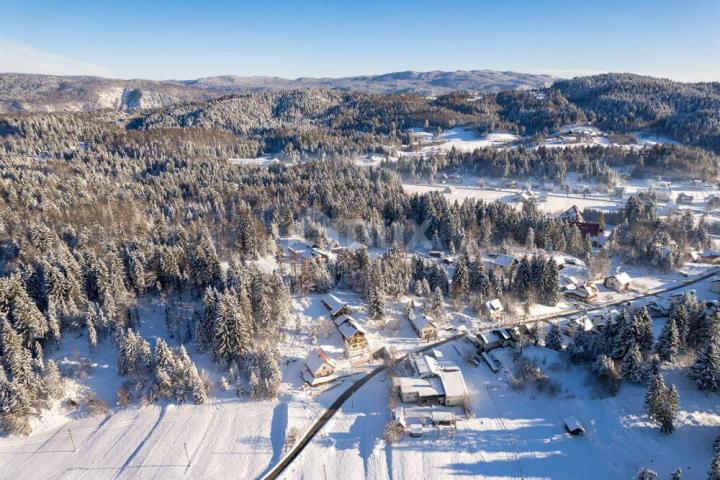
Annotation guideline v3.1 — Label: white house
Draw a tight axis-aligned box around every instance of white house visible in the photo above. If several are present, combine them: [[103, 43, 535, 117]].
[[486, 254, 518, 271], [483, 298, 504, 320], [604, 272, 632, 292]]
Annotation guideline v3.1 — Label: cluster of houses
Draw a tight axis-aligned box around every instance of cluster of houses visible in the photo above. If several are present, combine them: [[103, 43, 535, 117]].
[[563, 272, 633, 304]]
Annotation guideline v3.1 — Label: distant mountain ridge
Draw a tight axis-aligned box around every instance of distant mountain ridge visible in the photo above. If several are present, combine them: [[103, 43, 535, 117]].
[[0, 70, 555, 113]]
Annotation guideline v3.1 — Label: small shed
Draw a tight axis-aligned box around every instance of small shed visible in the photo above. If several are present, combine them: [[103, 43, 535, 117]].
[[431, 411, 456, 426], [604, 272, 632, 292], [564, 416, 586, 435]]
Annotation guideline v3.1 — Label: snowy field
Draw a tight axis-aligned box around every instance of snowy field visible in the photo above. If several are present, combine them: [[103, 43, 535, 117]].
[[402, 184, 620, 215]]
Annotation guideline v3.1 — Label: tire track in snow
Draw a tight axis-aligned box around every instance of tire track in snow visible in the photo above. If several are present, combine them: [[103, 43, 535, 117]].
[[113, 406, 167, 478]]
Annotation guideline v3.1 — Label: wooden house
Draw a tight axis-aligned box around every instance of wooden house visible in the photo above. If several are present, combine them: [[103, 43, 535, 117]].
[[335, 315, 369, 357], [410, 313, 439, 341], [322, 295, 352, 319], [305, 347, 335, 379], [604, 272, 631, 292], [564, 284, 599, 303]]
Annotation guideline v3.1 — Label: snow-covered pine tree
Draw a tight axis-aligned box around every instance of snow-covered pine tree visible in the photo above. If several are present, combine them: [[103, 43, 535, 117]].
[[688, 329, 720, 391], [451, 258, 470, 300], [658, 384, 679, 434], [670, 304, 690, 348], [430, 286, 444, 318], [367, 281, 385, 320], [621, 343, 646, 384], [43, 359, 63, 400], [611, 309, 636, 359], [544, 324, 563, 351], [86, 305, 98, 352], [645, 366, 667, 422], [539, 258, 560, 305], [46, 298, 61, 347], [656, 316, 681, 363], [631, 307, 654, 354], [512, 256, 532, 301]]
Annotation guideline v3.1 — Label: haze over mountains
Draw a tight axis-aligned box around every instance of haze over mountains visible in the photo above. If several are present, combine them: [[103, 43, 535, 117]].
[[0, 70, 555, 113]]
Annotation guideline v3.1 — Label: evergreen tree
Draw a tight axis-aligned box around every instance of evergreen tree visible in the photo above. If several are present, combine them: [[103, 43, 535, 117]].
[[512, 256, 532, 301], [43, 359, 63, 399], [688, 332, 720, 391], [656, 316, 681, 363], [539, 258, 560, 305], [430, 286, 444, 318], [368, 282, 385, 320], [621, 343, 646, 384], [544, 324, 563, 351], [658, 384, 679, 434], [526, 227, 535, 249], [645, 366, 667, 423], [86, 306, 98, 352], [631, 307, 654, 354], [451, 258, 470, 300]]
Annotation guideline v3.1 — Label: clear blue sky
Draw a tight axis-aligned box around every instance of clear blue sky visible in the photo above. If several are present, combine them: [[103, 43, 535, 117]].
[[1, 0, 718, 81]]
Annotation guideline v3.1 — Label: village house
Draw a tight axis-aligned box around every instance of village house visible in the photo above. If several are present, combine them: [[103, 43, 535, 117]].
[[486, 253, 518, 271], [396, 355, 469, 407], [322, 295, 352, 319], [410, 313, 439, 341], [474, 328, 514, 352], [305, 347, 335, 379], [564, 283, 599, 303], [565, 315, 594, 335], [604, 272, 632, 292], [483, 298, 505, 321], [558, 206, 603, 244], [333, 314, 369, 359]]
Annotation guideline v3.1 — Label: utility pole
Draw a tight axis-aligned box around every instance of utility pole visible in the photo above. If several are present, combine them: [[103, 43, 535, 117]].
[[184, 442, 191, 467], [68, 429, 77, 452]]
